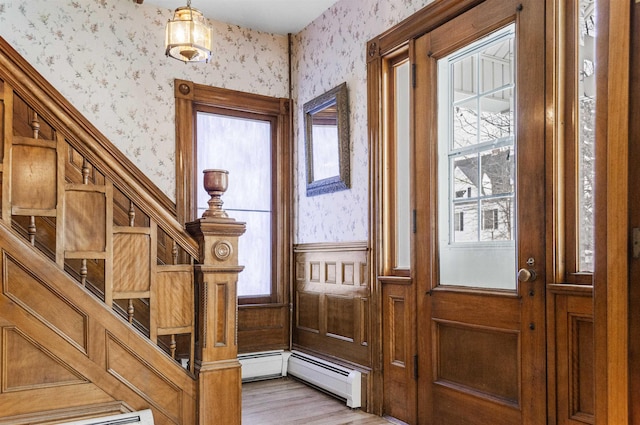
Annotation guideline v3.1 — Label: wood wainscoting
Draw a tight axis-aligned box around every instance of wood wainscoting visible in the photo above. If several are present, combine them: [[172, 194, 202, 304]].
[[292, 242, 372, 409]]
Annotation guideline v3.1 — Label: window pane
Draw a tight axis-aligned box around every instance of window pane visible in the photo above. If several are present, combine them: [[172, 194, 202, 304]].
[[578, 0, 596, 272], [196, 112, 273, 297], [395, 61, 411, 269], [231, 210, 272, 297], [196, 113, 272, 212]]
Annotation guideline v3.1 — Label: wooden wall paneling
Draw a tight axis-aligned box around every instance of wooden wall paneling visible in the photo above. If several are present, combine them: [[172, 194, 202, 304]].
[[237, 304, 288, 353], [381, 276, 416, 423], [550, 286, 594, 425], [0, 224, 197, 423], [292, 242, 370, 368]]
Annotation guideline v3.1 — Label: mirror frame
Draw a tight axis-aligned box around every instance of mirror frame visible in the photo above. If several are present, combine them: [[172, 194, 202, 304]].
[[303, 82, 350, 196]]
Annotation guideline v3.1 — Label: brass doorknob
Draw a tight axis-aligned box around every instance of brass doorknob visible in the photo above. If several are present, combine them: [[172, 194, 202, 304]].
[[518, 268, 537, 282]]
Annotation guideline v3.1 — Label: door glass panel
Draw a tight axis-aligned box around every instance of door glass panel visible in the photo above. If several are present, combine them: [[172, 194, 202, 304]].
[[578, 0, 596, 272], [395, 60, 411, 269], [438, 24, 516, 290]]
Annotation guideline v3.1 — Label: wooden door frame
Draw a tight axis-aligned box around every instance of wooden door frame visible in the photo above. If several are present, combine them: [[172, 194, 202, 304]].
[[368, 0, 631, 423], [367, 1, 488, 415]]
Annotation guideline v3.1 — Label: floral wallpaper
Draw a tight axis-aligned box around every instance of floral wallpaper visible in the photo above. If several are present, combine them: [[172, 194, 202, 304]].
[[0, 0, 289, 200], [292, 0, 433, 244], [0, 0, 436, 245]]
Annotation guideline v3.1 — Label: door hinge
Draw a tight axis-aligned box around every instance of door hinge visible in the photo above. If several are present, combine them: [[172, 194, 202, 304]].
[[413, 354, 418, 379], [412, 63, 417, 88]]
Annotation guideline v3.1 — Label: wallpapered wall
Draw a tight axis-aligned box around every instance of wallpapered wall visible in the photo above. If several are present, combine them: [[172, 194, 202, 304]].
[[0, 0, 434, 245], [0, 0, 289, 200], [292, 0, 432, 244]]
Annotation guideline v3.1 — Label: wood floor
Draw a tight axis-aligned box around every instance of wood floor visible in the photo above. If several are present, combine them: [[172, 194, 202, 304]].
[[242, 378, 392, 425]]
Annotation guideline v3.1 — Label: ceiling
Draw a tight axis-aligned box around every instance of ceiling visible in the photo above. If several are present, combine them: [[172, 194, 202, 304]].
[[142, 0, 340, 35]]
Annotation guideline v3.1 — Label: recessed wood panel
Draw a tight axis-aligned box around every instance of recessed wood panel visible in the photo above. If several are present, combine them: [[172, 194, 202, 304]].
[[215, 283, 228, 346], [325, 262, 336, 283], [297, 291, 320, 332], [106, 333, 181, 422], [113, 233, 151, 293], [4, 255, 87, 350], [238, 305, 288, 353], [572, 317, 594, 417], [326, 295, 354, 341], [391, 296, 406, 364], [2, 327, 86, 391], [343, 262, 355, 285], [64, 190, 106, 252], [436, 322, 519, 403], [360, 297, 369, 346], [156, 267, 193, 329], [293, 242, 370, 368], [296, 261, 305, 281], [12, 144, 57, 211], [310, 262, 321, 282]]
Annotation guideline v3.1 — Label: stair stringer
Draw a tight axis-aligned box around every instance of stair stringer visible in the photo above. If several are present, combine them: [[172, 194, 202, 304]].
[[0, 223, 197, 425]]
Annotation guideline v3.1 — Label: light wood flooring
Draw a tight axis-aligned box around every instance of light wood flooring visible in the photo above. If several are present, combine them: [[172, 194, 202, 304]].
[[242, 378, 392, 425]]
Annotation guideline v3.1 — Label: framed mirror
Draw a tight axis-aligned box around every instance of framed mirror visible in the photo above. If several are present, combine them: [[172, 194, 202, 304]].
[[304, 82, 350, 196]]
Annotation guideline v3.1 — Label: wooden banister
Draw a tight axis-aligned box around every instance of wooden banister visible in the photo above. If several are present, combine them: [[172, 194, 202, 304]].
[[0, 36, 245, 423]]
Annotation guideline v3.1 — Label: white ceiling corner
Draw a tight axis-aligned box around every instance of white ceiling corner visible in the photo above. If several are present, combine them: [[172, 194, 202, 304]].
[[142, 0, 340, 35]]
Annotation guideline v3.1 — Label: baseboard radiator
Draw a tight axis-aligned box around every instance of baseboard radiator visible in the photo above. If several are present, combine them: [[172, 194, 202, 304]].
[[238, 350, 291, 382], [60, 409, 154, 425], [286, 350, 361, 408]]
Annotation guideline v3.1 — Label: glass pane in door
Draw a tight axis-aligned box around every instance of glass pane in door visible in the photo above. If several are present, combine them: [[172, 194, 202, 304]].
[[437, 24, 516, 290]]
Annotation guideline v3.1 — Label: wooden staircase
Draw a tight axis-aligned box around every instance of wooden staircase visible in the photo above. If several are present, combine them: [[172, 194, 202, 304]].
[[0, 37, 244, 424]]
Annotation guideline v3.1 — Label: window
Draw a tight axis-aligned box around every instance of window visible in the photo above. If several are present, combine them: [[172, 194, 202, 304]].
[[577, 0, 595, 273], [454, 212, 464, 232], [381, 52, 412, 275], [196, 112, 274, 297], [440, 25, 515, 245], [174, 81, 291, 304], [437, 24, 517, 289], [561, 0, 596, 282], [482, 208, 499, 231]]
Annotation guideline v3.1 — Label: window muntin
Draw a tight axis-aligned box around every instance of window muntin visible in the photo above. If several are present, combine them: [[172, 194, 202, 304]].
[[196, 111, 274, 298], [437, 24, 517, 290]]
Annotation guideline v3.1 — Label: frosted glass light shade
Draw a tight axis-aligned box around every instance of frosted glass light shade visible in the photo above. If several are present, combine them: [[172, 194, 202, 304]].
[[165, 5, 212, 63]]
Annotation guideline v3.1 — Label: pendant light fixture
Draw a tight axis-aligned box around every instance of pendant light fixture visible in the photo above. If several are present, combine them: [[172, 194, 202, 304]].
[[165, 0, 212, 63]]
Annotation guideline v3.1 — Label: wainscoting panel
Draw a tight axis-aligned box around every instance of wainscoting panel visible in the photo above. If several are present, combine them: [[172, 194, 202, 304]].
[[293, 241, 370, 368], [550, 285, 594, 425]]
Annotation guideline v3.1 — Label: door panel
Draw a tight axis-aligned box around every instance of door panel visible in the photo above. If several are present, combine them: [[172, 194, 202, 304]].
[[415, 1, 546, 424], [382, 277, 416, 424]]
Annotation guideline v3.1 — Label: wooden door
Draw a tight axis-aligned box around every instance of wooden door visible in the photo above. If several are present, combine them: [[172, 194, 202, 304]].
[[414, 0, 546, 424]]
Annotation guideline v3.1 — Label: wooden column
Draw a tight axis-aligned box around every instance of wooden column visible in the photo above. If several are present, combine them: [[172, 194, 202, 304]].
[[187, 216, 245, 425]]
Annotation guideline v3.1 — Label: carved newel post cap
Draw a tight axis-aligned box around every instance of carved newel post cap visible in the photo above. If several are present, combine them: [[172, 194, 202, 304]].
[[202, 169, 230, 219]]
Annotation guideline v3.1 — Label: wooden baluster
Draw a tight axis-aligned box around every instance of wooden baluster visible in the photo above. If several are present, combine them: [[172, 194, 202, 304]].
[[127, 299, 134, 324], [82, 158, 89, 185], [129, 201, 135, 227], [28, 216, 36, 246], [170, 334, 176, 359], [80, 259, 87, 287], [31, 111, 40, 139], [172, 241, 178, 265], [28, 112, 40, 247]]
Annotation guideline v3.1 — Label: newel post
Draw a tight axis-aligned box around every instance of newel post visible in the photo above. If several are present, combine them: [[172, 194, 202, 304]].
[[186, 169, 245, 425]]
